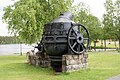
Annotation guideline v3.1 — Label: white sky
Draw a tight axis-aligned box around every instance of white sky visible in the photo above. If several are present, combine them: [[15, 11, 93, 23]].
[[0, 0, 116, 36], [0, 0, 14, 36]]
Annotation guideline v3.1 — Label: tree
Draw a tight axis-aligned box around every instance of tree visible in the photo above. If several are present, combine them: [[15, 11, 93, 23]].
[[114, 0, 120, 50], [3, 0, 72, 44], [103, 0, 120, 51], [73, 2, 101, 51], [0, 36, 17, 44], [102, 0, 115, 50]]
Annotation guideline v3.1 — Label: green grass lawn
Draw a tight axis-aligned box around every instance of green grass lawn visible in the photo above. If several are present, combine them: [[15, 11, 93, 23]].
[[0, 51, 120, 80]]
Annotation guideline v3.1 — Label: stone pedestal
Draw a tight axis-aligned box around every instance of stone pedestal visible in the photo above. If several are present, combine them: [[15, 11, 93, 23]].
[[27, 51, 88, 72], [27, 51, 51, 68], [62, 53, 88, 72]]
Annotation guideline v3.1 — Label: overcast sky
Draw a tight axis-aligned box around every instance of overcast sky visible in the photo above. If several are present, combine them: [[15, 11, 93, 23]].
[[0, 0, 116, 36]]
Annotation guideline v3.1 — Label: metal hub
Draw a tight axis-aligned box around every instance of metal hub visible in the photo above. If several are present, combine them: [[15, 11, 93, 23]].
[[77, 34, 83, 44]]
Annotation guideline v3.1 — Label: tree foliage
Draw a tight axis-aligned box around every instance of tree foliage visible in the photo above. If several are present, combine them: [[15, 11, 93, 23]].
[[0, 36, 17, 44], [73, 3, 101, 42], [114, 0, 120, 50], [103, 0, 120, 50], [102, 0, 115, 39], [114, 0, 120, 37], [3, 0, 72, 44]]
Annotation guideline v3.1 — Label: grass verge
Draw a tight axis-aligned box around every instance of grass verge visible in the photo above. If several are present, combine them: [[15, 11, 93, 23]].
[[0, 51, 120, 80]]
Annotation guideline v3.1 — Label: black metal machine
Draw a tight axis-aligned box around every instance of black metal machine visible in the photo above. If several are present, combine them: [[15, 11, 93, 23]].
[[36, 12, 90, 72]]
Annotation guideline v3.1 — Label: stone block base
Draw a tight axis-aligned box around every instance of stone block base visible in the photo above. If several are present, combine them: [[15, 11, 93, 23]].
[[26, 51, 88, 72], [26, 51, 51, 68], [62, 53, 88, 72]]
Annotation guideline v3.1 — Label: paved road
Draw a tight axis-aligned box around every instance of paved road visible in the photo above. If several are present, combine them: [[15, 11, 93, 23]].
[[106, 74, 120, 80]]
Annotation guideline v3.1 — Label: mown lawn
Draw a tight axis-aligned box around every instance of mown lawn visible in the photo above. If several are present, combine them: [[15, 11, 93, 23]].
[[0, 51, 120, 80]]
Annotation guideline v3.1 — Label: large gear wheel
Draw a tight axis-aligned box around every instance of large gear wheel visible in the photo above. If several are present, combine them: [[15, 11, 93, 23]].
[[67, 23, 90, 54]]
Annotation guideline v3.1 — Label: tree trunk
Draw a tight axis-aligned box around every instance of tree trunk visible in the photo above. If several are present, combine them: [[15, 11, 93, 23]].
[[104, 39, 106, 51], [119, 38, 120, 51], [114, 39, 117, 49], [118, 29, 120, 51], [108, 39, 110, 44], [94, 41, 96, 51], [89, 41, 92, 51], [20, 43, 22, 56], [101, 40, 103, 49]]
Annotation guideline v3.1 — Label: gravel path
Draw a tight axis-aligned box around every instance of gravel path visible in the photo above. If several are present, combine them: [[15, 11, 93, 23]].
[[106, 74, 120, 80]]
